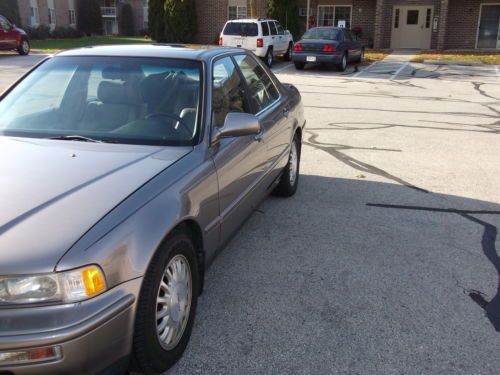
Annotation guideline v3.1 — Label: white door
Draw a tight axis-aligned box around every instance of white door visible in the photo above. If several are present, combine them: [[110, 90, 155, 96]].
[[391, 6, 433, 49]]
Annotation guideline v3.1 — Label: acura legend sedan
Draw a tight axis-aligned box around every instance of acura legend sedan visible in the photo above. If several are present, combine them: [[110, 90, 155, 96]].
[[0, 45, 304, 374]]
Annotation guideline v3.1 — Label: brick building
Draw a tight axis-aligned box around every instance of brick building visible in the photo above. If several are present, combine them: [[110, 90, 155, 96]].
[[195, 0, 500, 50], [15, 0, 148, 35]]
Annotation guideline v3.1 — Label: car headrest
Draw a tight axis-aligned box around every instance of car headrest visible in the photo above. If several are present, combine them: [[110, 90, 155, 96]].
[[102, 66, 127, 80], [97, 81, 137, 105]]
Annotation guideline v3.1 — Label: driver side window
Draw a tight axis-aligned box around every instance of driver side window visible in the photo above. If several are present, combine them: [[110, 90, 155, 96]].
[[212, 56, 250, 128]]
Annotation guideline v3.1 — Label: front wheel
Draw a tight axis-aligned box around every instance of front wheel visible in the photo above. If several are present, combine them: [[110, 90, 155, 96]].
[[273, 134, 301, 197], [18, 39, 30, 55], [283, 43, 293, 61], [130, 232, 199, 374]]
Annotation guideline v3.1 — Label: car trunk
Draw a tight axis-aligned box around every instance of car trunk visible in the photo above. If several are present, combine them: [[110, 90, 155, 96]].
[[299, 39, 339, 52]]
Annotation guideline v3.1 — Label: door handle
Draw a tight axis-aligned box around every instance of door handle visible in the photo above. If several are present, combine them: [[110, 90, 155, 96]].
[[283, 108, 289, 117], [254, 131, 264, 142]]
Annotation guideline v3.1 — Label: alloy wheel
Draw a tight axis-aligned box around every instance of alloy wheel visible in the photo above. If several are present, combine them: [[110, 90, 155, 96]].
[[156, 254, 192, 351]]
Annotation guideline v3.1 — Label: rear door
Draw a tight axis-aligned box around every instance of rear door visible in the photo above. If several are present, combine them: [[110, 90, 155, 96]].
[[268, 21, 279, 53], [211, 56, 267, 244]]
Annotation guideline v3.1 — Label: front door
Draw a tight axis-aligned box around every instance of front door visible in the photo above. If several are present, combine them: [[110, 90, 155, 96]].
[[0, 16, 17, 49], [477, 5, 500, 49], [391, 6, 433, 49], [211, 56, 267, 244]]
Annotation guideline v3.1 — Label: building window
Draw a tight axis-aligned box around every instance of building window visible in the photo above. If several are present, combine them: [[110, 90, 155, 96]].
[[69, 10, 76, 25], [48, 0, 56, 28], [30, 0, 39, 27], [425, 8, 431, 28], [406, 10, 419, 25], [318, 6, 351, 28], [228, 6, 247, 20], [394, 9, 400, 28]]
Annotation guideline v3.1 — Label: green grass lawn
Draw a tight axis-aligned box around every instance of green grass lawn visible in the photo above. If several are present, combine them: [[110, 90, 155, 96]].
[[411, 51, 500, 65], [31, 36, 153, 53]]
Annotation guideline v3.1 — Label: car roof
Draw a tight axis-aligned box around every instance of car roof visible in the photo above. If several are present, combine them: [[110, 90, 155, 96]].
[[55, 44, 245, 61], [225, 18, 276, 23]]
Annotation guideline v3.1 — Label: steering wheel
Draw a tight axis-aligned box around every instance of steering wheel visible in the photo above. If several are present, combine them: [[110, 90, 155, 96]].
[[146, 112, 192, 138]]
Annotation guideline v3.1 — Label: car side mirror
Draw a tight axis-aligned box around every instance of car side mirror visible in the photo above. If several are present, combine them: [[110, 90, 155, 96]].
[[212, 112, 261, 145]]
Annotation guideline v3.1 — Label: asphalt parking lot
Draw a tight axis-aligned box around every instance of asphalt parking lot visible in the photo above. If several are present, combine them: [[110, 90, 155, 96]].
[[1, 53, 500, 374]]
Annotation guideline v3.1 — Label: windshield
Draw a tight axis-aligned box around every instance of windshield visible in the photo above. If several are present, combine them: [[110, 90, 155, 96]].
[[223, 22, 259, 37], [302, 28, 340, 40], [0, 56, 202, 146]]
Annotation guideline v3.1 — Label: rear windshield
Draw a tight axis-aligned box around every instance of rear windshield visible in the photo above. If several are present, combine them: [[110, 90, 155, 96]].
[[303, 28, 340, 40], [223, 22, 259, 37]]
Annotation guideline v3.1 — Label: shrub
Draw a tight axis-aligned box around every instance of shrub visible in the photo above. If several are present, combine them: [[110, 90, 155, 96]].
[[267, 0, 300, 40], [50, 26, 84, 39], [0, 0, 20, 25], [164, 0, 197, 43], [28, 25, 51, 40], [148, 0, 166, 42]]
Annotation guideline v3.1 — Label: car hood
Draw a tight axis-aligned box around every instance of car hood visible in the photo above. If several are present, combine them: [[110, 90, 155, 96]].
[[0, 137, 192, 275]]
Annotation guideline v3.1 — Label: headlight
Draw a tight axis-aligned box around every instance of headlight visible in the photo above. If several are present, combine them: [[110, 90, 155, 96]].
[[0, 265, 107, 305]]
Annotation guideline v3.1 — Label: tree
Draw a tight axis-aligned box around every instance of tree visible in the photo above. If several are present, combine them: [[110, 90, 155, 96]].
[[148, 0, 166, 42], [77, 0, 102, 35], [119, 3, 134, 36], [163, 0, 197, 43], [267, 0, 300, 40], [0, 0, 20, 25]]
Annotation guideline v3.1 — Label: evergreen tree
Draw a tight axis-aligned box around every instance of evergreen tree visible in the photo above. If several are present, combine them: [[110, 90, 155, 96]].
[[163, 0, 197, 43], [266, 0, 299, 40], [77, 0, 102, 36], [119, 3, 134, 36], [0, 0, 20, 25], [148, 0, 166, 42]]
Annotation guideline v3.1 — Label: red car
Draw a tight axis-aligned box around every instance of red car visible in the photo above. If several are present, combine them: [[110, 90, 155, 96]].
[[0, 15, 30, 55]]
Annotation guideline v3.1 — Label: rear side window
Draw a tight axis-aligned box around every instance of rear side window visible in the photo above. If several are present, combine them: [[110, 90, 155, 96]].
[[269, 22, 277, 36], [223, 22, 258, 37], [0, 16, 10, 31], [212, 57, 251, 127], [261, 21, 270, 36], [234, 54, 279, 114]]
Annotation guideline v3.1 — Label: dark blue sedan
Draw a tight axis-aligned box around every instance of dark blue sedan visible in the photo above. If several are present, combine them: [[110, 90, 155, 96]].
[[292, 27, 364, 71]]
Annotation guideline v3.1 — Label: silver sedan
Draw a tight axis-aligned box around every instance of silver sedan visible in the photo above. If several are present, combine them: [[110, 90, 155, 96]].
[[0, 44, 304, 374]]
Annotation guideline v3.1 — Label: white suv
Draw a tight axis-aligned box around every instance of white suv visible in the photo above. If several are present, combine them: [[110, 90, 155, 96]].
[[219, 18, 294, 68]]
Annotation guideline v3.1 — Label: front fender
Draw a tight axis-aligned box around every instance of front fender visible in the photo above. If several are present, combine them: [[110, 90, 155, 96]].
[[56, 148, 219, 289]]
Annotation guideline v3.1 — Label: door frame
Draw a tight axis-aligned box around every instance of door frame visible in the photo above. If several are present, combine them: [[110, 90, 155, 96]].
[[475, 3, 500, 49], [391, 5, 434, 49]]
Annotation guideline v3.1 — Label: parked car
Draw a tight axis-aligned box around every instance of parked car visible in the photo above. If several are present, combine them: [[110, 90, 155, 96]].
[[0, 15, 30, 55], [0, 45, 304, 374], [219, 18, 294, 68], [292, 27, 364, 71]]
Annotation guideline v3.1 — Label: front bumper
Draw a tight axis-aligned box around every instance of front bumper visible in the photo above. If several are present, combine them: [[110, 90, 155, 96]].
[[0, 278, 142, 375], [292, 51, 342, 64]]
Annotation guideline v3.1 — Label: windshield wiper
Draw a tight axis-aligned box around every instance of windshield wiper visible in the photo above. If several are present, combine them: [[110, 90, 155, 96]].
[[48, 135, 115, 143]]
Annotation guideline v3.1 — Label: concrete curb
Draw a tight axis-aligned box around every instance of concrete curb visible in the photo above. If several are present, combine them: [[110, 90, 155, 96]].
[[422, 59, 483, 66]]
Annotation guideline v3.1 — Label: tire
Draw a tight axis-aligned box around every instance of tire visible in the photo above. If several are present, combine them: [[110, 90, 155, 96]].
[[265, 47, 273, 68], [18, 39, 30, 56], [358, 48, 365, 63], [273, 133, 301, 197], [337, 53, 347, 72], [130, 231, 199, 374], [283, 43, 293, 61], [294, 62, 305, 70]]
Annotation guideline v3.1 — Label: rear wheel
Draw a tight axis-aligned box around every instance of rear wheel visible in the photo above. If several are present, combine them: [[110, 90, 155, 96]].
[[283, 43, 293, 61], [294, 62, 305, 70], [337, 53, 347, 72], [130, 232, 199, 374], [264, 47, 273, 68], [18, 39, 30, 55], [273, 134, 301, 197]]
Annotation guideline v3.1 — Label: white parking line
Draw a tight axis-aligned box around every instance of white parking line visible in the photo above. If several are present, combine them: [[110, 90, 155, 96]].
[[496, 66, 500, 80], [389, 62, 409, 80], [273, 63, 294, 73]]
